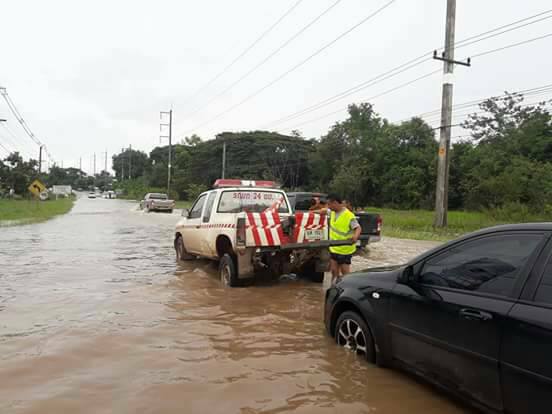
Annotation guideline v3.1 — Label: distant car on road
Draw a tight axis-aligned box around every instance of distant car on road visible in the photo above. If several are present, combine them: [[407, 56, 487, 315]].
[[324, 223, 552, 414], [140, 193, 175, 213], [88, 192, 96, 199]]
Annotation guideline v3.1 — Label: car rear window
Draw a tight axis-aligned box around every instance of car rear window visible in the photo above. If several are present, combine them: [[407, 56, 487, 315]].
[[150, 193, 168, 200], [217, 191, 289, 214]]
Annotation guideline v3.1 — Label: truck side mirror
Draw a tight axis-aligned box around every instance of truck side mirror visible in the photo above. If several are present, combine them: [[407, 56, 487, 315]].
[[181, 208, 189, 217]]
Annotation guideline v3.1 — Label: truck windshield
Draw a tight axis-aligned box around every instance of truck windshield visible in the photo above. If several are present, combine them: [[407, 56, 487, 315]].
[[218, 191, 289, 214]]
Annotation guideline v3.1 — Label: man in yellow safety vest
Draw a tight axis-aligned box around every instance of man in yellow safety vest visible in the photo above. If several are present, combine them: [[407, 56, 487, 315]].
[[327, 193, 362, 284]]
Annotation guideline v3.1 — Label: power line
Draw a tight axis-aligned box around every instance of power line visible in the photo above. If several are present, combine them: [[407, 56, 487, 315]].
[[450, 9, 552, 49], [185, 0, 343, 119], [0, 140, 11, 155], [0, 87, 55, 165], [261, 54, 432, 129], [180, 0, 397, 136], [262, 9, 552, 129], [277, 34, 552, 133], [0, 123, 36, 159], [403, 83, 552, 121], [427, 100, 552, 129], [470, 32, 552, 60], [281, 70, 441, 131], [184, 0, 304, 105]]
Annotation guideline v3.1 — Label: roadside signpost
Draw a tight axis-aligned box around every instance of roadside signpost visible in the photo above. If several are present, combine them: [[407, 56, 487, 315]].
[[28, 179, 47, 200]]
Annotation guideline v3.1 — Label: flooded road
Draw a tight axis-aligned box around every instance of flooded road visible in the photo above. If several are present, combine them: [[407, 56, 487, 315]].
[[0, 197, 469, 413]]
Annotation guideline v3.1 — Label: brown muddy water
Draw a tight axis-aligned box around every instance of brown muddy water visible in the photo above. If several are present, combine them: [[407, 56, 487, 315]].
[[0, 197, 470, 413]]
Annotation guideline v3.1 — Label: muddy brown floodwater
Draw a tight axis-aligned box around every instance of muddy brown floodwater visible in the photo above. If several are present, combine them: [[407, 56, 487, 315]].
[[0, 197, 471, 413]]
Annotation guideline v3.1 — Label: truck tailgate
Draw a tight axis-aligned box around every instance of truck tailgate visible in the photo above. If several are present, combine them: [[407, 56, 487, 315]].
[[356, 213, 382, 240], [244, 211, 328, 247]]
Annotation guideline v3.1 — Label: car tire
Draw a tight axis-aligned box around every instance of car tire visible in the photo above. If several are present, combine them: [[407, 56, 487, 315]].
[[175, 236, 195, 261], [168, 209, 173, 214], [219, 253, 239, 287], [335, 311, 375, 363], [300, 260, 325, 283]]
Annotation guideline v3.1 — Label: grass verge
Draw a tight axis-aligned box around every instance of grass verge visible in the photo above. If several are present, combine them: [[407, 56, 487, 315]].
[[0, 197, 75, 226], [365, 207, 551, 242], [175, 200, 192, 209]]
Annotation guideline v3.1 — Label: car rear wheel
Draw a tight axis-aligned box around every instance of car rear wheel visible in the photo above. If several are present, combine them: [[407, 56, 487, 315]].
[[175, 236, 195, 261], [335, 311, 375, 362], [219, 254, 239, 287]]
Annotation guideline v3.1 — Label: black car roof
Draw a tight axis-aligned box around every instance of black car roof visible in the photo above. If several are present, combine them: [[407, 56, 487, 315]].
[[408, 222, 552, 265]]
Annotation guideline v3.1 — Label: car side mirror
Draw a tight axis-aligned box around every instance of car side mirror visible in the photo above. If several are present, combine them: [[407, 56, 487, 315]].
[[398, 266, 417, 285], [181, 208, 189, 217]]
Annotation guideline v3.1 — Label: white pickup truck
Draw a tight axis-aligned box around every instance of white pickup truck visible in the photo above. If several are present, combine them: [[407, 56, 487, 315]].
[[174, 179, 352, 287]]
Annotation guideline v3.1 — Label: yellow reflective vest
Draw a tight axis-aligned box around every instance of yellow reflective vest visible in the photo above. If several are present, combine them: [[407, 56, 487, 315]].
[[329, 209, 356, 255]]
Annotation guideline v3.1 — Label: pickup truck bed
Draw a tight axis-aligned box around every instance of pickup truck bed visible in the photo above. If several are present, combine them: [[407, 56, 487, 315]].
[[287, 192, 382, 247]]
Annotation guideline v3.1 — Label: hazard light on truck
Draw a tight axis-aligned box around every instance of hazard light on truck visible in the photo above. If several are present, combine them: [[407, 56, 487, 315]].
[[213, 179, 281, 189]]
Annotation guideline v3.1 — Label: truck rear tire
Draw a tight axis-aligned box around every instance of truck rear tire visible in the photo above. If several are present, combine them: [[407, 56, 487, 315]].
[[219, 254, 240, 287], [300, 261, 325, 284]]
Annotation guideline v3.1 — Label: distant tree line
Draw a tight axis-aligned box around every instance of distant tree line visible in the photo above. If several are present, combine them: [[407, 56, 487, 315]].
[[2, 91, 550, 214], [0, 153, 113, 197], [112, 92, 551, 214]]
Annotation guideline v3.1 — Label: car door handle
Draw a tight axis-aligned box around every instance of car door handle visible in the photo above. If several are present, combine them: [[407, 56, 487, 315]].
[[459, 308, 493, 321], [195, 225, 201, 229]]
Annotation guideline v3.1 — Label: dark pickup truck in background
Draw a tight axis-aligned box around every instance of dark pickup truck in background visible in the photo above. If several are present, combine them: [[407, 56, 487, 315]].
[[287, 192, 382, 249]]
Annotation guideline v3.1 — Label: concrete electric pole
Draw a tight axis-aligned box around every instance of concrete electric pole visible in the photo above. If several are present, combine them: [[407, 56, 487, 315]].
[[38, 145, 43, 174], [93, 152, 96, 176], [128, 145, 132, 180], [160, 110, 173, 195], [221, 139, 226, 179], [433, 0, 470, 227]]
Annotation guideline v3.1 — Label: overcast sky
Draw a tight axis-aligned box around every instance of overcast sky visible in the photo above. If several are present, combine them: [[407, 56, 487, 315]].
[[1, 0, 551, 174]]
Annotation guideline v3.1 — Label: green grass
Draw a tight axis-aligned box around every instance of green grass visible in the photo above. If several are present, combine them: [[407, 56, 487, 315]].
[[0, 197, 75, 226], [175, 200, 192, 209], [365, 207, 551, 242]]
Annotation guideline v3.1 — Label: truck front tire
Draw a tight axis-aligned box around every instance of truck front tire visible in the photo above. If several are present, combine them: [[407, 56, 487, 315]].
[[219, 254, 240, 287], [175, 236, 195, 261]]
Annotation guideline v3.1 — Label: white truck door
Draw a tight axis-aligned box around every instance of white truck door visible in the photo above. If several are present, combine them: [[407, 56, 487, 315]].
[[198, 191, 219, 256], [182, 193, 208, 254]]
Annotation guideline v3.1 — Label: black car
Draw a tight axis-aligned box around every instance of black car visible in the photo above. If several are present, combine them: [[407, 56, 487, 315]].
[[324, 223, 552, 413]]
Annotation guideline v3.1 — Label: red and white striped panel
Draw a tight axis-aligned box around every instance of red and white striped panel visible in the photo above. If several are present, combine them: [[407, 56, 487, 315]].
[[245, 211, 327, 247], [293, 212, 327, 244]]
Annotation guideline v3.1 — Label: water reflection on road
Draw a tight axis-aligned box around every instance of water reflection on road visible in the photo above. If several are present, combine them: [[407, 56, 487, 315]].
[[0, 197, 468, 413]]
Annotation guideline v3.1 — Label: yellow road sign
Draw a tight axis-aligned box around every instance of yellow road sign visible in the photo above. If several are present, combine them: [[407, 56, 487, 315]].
[[28, 179, 46, 197]]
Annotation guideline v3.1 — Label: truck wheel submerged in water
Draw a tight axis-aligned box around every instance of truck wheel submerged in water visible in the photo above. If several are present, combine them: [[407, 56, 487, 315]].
[[175, 235, 195, 261], [300, 260, 325, 283], [219, 253, 239, 287]]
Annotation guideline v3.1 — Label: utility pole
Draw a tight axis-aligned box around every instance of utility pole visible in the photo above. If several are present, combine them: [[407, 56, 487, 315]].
[[128, 145, 132, 179], [121, 148, 125, 181], [38, 145, 43, 174], [93, 152, 96, 176], [433, 0, 470, 227], [160, 110, 173, 195], [222, 139, 226, 179], [103, 149, 108, 173]]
